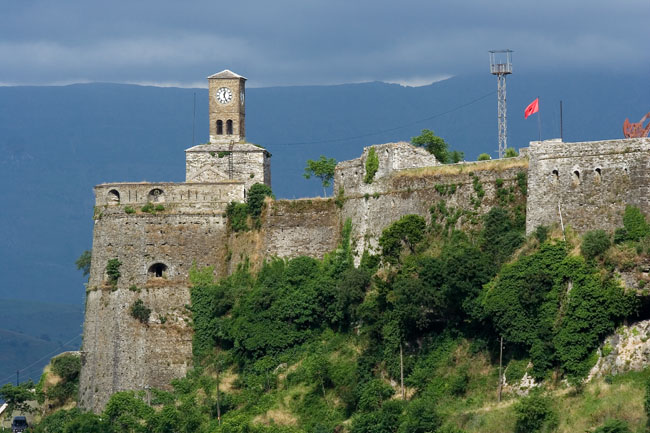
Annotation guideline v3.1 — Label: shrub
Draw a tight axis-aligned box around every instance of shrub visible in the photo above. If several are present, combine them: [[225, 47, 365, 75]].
[[51, 354, 81, 383], [130, 299, 151, 324], [623, 205, 649, 241], [517, 171, 528, 196], [581, 230, 611, 260], [364, 147, 379, 184], [154, 204, 164, 212], [335, 187, 346, 208], [226, 202, 249, 232], [513, 391, 558, 433], [141, 202, 154, 213], [594, 419, 631, 433], [535, 225, 549, 244], [613, 228, 628, 244], [478, 153, 491, 161], [246, 183, 274, 219], [124, 206, 135, 214], [504, 147, 518, 158], [505, 359, 529, 384], [106, 258, 121, 284]]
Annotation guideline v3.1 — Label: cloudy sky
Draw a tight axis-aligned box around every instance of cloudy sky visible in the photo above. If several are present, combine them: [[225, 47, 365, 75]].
[[1, 0, 648, 88]]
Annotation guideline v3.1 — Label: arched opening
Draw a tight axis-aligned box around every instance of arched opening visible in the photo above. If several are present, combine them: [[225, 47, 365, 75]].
[[226, 120, 233, 135], [573, 170, 581, 184], [594, 167, 602, 182], [624, 166, 629, 175], [107, 189, 120, 205], [148, 263, 168, 278], [216, 120, 223, 135], [148, 188, 164, 203], [552, 169, 559, 182]]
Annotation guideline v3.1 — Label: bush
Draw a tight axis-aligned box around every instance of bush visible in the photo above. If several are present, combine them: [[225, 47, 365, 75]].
[[614, 228, 628, 244], [623, 205, 649, 241], [226, 202, 249, 232], [124, 206, 135, 214], [141, 202, 154, 213], [535, 226, 549, 244], [364, 147, 379, 184], [106, 258, 122, 284], [51, 354, 81, 383], [513, 391, 558, 433], [478, 153, 491, 161], [247, 183, 274, 219], [504, 148, 518, 158], [130, 299, 151, 324], [581, 230, 611, 260], [594, 419, 631, 433]]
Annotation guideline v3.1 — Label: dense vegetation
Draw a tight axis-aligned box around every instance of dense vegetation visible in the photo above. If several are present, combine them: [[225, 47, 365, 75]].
[[23, 200, 650, 432]]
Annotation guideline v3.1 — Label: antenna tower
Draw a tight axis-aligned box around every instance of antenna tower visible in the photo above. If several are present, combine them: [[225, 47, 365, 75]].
[[489, 50, 513, 158]]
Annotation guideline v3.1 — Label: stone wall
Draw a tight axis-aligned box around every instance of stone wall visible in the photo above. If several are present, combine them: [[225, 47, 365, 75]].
[[337, 157, 529, 259], [526, 138, 650, 234], [185, 143, 271, 190], [95, 181, 245, 212]]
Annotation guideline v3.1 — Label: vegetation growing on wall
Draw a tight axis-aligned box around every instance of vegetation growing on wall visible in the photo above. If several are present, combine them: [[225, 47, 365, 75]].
[[363, 147, 379, 184], [105, 258, 121, 285], [226, 183, 275, 232], [130, 299, 151, 324]]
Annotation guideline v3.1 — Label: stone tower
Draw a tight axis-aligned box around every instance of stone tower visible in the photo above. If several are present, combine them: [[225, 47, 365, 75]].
[[185, 70, 271, 191], [208, 70, 246, 144]]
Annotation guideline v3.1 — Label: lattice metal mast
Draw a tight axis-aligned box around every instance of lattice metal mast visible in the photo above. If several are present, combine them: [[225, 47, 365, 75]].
[[489, 50, 513, 158]]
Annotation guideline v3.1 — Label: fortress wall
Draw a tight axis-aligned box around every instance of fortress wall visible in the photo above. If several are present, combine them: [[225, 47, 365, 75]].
[[80, 284, 192, 414], [526, 138, 650, 234], [80, 211, 231, 411], [224, 199, 341, 274], [338, 158, 529, 259], [95, 182, 245, 211]]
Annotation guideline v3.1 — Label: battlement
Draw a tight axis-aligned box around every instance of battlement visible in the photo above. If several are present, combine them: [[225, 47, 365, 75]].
[[94, 181, 245, 213]]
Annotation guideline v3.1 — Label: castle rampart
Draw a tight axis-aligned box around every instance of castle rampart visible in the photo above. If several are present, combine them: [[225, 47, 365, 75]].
[[526, 138, 650, 234]]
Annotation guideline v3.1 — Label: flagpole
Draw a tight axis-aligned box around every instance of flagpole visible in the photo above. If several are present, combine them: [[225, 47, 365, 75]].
[[537, 96, 542, 141]]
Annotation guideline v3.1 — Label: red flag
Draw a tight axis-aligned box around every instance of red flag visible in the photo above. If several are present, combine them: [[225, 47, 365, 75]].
[[524, 98, 539, 119]]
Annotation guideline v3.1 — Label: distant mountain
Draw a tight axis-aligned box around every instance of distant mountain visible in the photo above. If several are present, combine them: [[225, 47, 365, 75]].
[[0, 72, 647, 309], [0, 299, 83, 385]]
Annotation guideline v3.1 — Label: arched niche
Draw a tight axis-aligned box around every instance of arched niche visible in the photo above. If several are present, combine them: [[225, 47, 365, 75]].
[[107, 189, 120, 205], [148, 263, 168, 278], [148, 188, 164, 203]]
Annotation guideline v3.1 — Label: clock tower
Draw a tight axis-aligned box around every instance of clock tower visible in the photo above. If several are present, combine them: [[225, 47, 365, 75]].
[[208, 69, 246, 144]]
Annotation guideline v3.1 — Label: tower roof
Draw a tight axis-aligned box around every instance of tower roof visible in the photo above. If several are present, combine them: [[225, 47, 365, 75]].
[[207, 69, 247, 80]]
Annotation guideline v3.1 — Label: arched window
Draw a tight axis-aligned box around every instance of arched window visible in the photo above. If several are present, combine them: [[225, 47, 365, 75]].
[[226, 120, 233, 135], [148, 263, 168, 278], [148, 188, 164, 203], [594, 167, 602, 182], [552, 169, 559, 182], [216, 120, 223, 135], [573, 170, 581, 184], [107, 189, 120, 205]]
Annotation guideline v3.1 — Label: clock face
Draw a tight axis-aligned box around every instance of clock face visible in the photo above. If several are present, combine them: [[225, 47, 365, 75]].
[[216, 87, 233, 104]]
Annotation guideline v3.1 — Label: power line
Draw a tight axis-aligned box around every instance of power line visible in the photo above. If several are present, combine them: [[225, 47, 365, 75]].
[[0, 334, 82, 385], [266, 90, 496, 147]]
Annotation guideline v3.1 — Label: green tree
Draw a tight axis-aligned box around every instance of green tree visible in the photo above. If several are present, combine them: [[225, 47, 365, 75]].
[[411, 129, 449, 163], [478, 153, 491, 161], [0, 381, 35, 414], [303, 155, 337, 196], [104, 391, 154, 433], [504, 147, 518, 158], [378, 215, 427, 264], [449, 150, 464, 163], [75, 250, 91, 278]]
